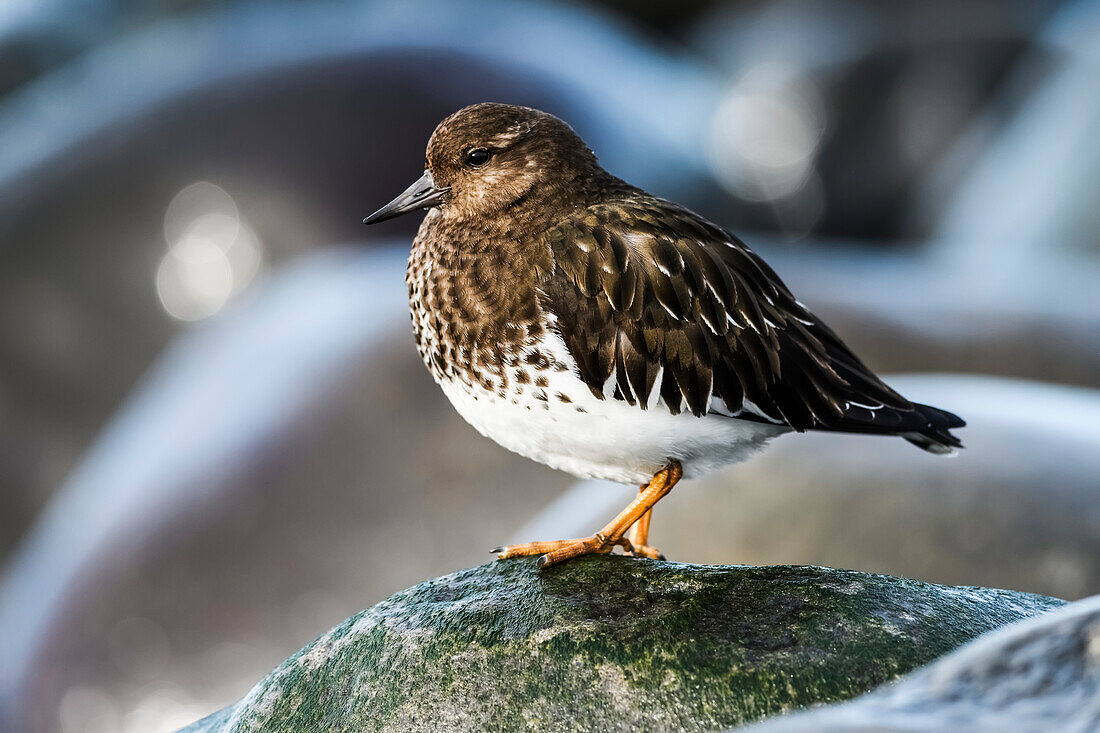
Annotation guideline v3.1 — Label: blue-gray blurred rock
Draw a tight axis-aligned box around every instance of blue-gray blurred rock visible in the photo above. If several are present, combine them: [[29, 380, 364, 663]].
[[747, 0, 1100, 389], [686, 0, 1061, 240]]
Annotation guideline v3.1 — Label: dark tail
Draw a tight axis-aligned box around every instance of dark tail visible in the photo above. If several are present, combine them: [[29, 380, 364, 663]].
[[902, 403, 965, 455]]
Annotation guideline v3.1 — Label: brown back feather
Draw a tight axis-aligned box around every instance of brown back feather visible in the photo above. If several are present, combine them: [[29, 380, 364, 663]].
[[539, 194, 933, 433]]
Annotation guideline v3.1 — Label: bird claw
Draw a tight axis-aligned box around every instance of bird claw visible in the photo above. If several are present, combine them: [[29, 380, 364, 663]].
[[627, 544, 665, 560], [493, 534, 635, 568]]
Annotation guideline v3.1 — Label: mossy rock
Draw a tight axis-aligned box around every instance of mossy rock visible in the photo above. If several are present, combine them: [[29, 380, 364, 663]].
[[182, 558, 1063, 732]]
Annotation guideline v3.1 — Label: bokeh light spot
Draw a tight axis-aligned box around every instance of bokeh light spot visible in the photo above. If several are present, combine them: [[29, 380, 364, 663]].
[[708, 63, 825, 203], [122, 687, 202, 733], [155, 182, 264, 321]]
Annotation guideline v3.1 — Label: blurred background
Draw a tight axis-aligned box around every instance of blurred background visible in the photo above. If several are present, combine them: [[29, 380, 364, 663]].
[[0, 0, 1098, 731]]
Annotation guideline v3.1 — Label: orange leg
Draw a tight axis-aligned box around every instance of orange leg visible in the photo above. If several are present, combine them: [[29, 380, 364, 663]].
[[493, 460, 682, 569], [627, 504, 664, 560]]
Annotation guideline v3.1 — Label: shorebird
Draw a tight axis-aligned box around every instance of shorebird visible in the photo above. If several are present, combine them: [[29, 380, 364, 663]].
[[364, 103, 964, 568]]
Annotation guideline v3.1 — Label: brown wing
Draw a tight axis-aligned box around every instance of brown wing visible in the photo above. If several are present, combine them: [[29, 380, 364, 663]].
[[540, 196, 963, 441]]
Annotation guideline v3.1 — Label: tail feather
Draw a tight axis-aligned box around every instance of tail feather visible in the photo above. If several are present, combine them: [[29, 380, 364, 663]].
[[903, 429, 962, 455], [903, 402, 965, 455]]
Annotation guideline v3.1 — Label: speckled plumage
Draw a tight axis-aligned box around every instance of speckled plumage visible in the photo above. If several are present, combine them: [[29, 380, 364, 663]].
[[377, 103, 964, 485]]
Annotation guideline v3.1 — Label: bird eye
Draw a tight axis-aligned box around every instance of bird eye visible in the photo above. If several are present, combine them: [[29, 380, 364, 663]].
[[464, 148, 491, 167]]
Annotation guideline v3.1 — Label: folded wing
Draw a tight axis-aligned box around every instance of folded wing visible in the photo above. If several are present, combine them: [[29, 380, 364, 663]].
[[539, 197, 964, 449]]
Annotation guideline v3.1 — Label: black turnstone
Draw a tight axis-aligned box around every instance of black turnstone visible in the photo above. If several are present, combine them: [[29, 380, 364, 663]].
[[364, 103, 965, 568]]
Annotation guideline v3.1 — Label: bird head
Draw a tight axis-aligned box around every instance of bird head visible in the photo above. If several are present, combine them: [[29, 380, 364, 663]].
[[363, 103, 599, 226]]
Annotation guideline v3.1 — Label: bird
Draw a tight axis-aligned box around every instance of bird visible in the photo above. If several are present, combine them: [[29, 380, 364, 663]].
[[364, 102, 964, 569]]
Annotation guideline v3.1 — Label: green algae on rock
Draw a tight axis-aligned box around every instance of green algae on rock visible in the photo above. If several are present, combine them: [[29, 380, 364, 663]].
[[181, 559, 1063, 733], [743, 594, 1100, 732]]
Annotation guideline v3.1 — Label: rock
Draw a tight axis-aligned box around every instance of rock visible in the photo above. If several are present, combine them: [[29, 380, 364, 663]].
[[744, 594, 1100, 732], [180, 558, 1063, 733]]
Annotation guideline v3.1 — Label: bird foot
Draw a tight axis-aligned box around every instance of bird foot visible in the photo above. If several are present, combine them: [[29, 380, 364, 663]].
[[492, 533, 634, 568], [627, 544, 665, 560], [493, 460, 682, 570]]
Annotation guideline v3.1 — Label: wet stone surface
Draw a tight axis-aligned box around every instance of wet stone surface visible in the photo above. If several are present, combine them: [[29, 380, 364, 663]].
[[181, 558, 1064, 733]]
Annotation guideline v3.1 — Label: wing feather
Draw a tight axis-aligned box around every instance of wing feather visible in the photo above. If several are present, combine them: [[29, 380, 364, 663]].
[[539, 196, 963, 441]]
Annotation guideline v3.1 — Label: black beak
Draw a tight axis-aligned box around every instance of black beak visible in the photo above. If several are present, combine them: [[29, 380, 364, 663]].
[[363, 170, 448, 225]]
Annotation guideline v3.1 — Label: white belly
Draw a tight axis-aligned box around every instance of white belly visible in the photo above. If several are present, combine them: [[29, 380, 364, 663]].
[[435, 331, 790, 485]]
